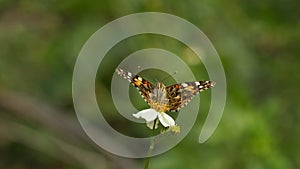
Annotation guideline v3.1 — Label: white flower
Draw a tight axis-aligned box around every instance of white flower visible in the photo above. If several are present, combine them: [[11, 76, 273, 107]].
[[133, 108, 175, 129]]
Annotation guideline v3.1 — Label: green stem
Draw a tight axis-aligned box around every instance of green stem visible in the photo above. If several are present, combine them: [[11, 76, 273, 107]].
[[144, 119, 157, 169]]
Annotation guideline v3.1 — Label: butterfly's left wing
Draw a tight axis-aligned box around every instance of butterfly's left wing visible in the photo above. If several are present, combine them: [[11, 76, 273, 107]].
[[116, 68, 155, 105], [166, 81, 215, 112]]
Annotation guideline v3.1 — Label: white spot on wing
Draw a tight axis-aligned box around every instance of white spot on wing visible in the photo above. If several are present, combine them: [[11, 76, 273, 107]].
[[181, 83, 188, 87]]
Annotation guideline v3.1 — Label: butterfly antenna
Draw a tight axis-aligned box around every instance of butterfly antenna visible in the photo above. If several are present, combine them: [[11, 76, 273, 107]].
[[161, 71, 177, 83]]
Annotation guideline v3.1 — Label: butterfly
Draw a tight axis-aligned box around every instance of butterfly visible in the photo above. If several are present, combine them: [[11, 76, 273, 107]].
[[116, 68, 215, 113]]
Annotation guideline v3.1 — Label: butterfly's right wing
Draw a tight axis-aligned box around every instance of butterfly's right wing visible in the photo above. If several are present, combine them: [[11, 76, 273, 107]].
[[166, 81, 215, 112], [116, 68, 155, 105]]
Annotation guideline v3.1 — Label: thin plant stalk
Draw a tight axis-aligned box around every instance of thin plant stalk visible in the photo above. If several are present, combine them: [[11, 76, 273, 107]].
[[144, 119, 158, 169]]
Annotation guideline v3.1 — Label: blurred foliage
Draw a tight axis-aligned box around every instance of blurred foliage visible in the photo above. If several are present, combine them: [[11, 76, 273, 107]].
[[0, 0, 299, 169]]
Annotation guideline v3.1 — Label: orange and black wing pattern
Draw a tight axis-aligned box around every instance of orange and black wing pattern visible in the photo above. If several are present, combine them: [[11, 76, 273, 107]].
[[166, 81, 215, 112], [116, 68, 155, 105]]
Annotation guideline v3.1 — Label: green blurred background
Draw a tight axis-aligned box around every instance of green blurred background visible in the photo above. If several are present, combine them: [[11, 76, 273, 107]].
[[0, 0, 299, 169]]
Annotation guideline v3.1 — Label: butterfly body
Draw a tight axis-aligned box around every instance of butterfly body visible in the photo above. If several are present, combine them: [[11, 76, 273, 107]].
[[149, 82, 170, 112], [116, 68, 215, 113]]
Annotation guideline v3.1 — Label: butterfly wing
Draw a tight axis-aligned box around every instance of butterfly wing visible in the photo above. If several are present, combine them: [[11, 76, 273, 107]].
[[166, 81, 215, 112], [116, 68, 155, 105]]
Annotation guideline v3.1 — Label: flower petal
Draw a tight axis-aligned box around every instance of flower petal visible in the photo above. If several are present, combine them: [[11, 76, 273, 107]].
[[158, 113, 175, 127], [132, 109, 158, 122]]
